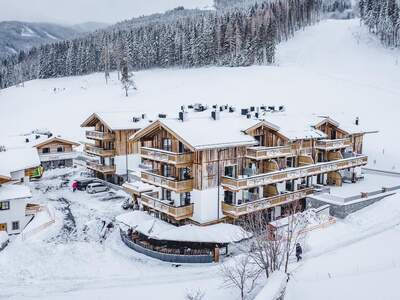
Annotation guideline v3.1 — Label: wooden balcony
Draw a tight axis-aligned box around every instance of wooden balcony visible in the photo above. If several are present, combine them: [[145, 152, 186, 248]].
[[85, 144, 115, 157], [141, 192, 194, 220], [246, 145, 293, 160], [222, 188, 314, 218], [86, 130, 115, 141], [315, 138, 352, 151], [222, 155, 368, 191], [141, 171, 193, 193], [87, 161, 116, 173], [141, 147, 193, 166]]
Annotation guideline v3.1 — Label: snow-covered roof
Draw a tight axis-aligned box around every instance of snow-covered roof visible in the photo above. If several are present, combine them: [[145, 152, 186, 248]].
[[0, 184, 32, 201], [81, 111, 154, 131], [1, 133, 79, 150], [161, 116, 258, 150], [0, 148, 40, 178], [116, 211, 250, 244], [122, 181, 154, 194]]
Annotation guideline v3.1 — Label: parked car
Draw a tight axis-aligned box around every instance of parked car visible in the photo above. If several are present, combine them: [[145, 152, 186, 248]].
[[86, 182, 110, 194], [74, 178, 97, 191]]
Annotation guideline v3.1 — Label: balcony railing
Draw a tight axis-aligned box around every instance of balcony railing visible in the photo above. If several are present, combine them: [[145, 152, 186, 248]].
[[222, 155, 368, 191], [246, 145, 293, 160], [87, 161, 116, 173], [141, 192, 194, 220], [86, 130, 115, 141], [85, 144, 115, 157], [222, 188, 314, 218], [141, 171, 194, 193], [315, 138, 352, 151], [141, 147, 194, 165]]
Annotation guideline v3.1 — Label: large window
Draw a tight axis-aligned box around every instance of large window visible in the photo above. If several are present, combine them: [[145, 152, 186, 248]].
[[162, 188, 172, 201], [57, 146, 64, 153], [162, 138, 172, 152], [42, 147, 50, 154], [12, 221, 20, 231], [224, 191, 235, 204], [0, 201, 10, 210]]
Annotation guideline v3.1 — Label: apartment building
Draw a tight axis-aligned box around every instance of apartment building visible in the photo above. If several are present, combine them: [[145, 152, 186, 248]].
[[127, 107, 370, 225], [81, 112, 151, 184]]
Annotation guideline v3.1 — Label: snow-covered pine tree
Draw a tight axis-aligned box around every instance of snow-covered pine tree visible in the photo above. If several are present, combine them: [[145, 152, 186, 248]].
[[120, 58, 136, 97]]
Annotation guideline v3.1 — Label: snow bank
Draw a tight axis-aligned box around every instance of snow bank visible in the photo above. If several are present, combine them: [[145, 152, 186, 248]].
[[0, 231, 8, 245], [254, 271, 287, 300]]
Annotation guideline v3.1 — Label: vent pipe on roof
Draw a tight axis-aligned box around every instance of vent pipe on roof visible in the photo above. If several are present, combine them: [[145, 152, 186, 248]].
[[211, 110, 220, 120], [355, 117, 359, 126], [158, 113, 167, 119], [179, 111, 188, 122], [142, 113, 146, 119], [25, 138, 29, 143]]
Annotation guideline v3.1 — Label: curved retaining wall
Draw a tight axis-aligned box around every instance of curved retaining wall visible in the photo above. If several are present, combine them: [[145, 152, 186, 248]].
[[120, 230, 213, 264]]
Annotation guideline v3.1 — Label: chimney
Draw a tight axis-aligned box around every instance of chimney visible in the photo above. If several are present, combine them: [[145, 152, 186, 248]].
[[132, 117, 141, 123], [355, 117, 359, 126], [241, 108, 249, 116], [142, 113, 146, 119], [246, 113, 251, 119], [179, 111, 187, 122], [158, 113, 167, 119], [25, 138, 29, 143], [211, 110, 220, 120]]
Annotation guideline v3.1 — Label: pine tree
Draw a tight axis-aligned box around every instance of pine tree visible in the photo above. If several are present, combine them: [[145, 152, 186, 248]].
[[120, 58, 136, 97]]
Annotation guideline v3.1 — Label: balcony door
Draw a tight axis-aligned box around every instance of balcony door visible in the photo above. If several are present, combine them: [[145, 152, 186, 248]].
[[162, 138, 172, 152]]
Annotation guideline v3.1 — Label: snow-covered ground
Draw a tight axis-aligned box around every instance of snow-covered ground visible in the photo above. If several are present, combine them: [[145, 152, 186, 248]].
[[1, 18, 400, 300]]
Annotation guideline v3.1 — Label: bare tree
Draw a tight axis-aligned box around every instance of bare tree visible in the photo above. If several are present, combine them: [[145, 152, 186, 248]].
[[283, 201, 308, 273], [241, 211, 285, 279], [185, 289, 205, 300], [102, 37, 111, 84], [220, 254, 260, 300]]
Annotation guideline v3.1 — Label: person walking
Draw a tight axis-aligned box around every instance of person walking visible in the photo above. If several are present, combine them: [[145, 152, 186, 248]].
[[72, 181, 78, 192], [296, 243, 303, 262]]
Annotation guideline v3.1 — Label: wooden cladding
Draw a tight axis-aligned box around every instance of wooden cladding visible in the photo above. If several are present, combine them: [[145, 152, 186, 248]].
[[222, 188, 314, 218], [141, 171, 194, 193], [315, 138, 352, 151], [221, 156, 368, 191], [141, 147, 193, 166], [246, 145, 293, 160], [141, 192, 194, 220], [85, 144, 115, 157], [86, 161, 116, 173], [86, 130, 115, 141]]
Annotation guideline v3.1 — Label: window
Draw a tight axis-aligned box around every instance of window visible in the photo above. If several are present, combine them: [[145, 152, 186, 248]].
[[42, 147, 50, 154], [12, 221, 20, 231], [0, 201, 10, 210], [162, 164, 171, 177], [162, 138, 172, 152], [162, 188, 172, 201], [224, 165, 236, 178], [224, 191, 234, 204], [180, 192, 191, 206], [57, 146, 64, 153]]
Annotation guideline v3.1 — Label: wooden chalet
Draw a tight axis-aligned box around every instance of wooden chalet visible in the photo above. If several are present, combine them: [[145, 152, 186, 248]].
[[127, 109, 371, 225], [81, 112, 149, 184]]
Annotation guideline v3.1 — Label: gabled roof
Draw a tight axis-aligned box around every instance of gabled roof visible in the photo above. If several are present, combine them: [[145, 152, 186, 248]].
[[131, 117, 258, 151], [34, 136, 80, 148], [81, 111, 152, 131], [0, 148, 40, 178]]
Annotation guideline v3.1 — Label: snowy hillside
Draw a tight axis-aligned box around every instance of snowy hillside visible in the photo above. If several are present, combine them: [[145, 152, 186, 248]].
[[0, 21, 80, 58], [1, 18, 399, 170]]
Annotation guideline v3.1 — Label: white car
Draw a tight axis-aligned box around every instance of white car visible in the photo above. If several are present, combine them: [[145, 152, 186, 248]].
[[86, 182, 109, 194]]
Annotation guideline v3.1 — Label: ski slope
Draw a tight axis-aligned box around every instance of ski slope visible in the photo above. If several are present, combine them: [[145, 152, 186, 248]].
[[0, 18, 400, 300]]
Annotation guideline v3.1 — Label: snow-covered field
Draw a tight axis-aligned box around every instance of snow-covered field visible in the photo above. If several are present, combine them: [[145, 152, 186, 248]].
[[1, 19, 399, 170], [1, 18, 400, 300]]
